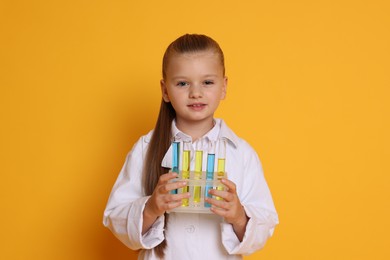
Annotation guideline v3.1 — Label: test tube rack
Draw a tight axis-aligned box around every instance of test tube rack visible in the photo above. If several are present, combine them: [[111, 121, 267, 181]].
[[168, 170, 227, 214]]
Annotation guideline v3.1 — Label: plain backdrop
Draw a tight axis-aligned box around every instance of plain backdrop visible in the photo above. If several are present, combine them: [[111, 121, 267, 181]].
[[1, 0, 389, 259]]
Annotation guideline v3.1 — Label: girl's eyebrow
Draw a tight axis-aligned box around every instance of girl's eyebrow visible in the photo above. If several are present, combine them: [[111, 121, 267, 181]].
[[171, 74, 219, 80], [170, 76, 187, 80], [202, 74, 219, 78]]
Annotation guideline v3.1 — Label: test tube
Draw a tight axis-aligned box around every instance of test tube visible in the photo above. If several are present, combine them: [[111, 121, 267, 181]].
[[193, 139, 203, 204], [181, 141, 191, 207], [216, 138, 226, 200], [204, 140, 215, 207], [217, 138, 226, 177], [171, 140, 180, 194]]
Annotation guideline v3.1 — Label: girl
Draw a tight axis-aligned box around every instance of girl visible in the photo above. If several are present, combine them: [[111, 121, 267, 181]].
[[103, 34, 278, 259]]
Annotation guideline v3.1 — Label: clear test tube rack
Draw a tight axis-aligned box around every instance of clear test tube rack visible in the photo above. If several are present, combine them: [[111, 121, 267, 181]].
[[168, 170, 227, 214]]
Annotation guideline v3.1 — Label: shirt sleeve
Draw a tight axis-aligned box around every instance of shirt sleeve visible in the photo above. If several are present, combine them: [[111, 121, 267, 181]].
[[221, 142, 279, 255], [102, 136, 165, 250]]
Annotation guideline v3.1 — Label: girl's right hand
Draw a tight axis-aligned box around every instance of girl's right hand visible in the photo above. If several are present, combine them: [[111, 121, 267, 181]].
[[144, 172, 190, 218]]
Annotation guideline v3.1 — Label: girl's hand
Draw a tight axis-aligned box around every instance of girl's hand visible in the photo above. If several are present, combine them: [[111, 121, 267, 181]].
[[205, 178, 249, 241], [144, 172, 190, 219]]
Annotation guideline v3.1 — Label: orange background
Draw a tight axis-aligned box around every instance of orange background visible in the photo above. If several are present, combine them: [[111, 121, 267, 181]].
[[1, 0, 389, 259]]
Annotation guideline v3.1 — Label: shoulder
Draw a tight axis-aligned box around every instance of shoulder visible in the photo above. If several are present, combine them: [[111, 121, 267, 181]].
[[142, 129, 154, 143], [219, 119, 254, 150], [127, 129, 154, 155], [219, 119, 260, 163]]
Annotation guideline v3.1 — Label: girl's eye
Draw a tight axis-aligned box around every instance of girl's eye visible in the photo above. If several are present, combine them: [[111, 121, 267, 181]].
[[204, 80, 214, 85], [177, 81, 188, 87]]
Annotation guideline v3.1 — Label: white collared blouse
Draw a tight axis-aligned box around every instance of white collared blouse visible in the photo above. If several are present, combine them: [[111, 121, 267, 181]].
[[103, 119, 278, 260]]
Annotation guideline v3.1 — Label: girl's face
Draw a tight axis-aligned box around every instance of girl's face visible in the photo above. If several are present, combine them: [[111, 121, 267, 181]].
[[161, 50, 227, 129]]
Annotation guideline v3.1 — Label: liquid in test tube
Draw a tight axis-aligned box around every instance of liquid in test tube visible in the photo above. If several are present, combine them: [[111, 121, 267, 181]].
[[193, 139, 203, 204], [181, 141, 191, 207], [171, 141, 180, 194], [216, 138, 226, 200], [204, 140, 215, 208]]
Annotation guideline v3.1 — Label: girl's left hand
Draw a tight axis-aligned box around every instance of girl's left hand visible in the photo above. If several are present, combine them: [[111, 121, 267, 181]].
[[205, 178, 249, 240]]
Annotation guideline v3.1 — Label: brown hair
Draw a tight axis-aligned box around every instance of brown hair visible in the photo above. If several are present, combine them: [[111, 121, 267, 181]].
[[142, 33, 225, 258]]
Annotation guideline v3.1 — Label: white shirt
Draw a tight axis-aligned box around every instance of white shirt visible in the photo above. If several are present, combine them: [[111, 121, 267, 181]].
[[103, 119, 278, 260]]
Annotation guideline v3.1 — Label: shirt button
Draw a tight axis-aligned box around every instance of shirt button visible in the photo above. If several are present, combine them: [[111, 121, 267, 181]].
[[185, 225, 195, 233]]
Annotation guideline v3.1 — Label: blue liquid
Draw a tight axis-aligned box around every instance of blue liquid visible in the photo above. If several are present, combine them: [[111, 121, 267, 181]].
[[206, 154, 215, 179], [172, 142, 180, 169], [171, 142, 180, 194], [204, 153, 215, 207]]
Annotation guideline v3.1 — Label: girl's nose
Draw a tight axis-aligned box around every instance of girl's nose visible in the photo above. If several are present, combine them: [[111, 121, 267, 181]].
[[189, 84, 203, 98]]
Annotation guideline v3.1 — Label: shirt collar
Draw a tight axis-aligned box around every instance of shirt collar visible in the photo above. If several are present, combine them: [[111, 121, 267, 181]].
[[217, 119, 239, 148], [171, 119, 221, 144], [161, 118, 239, 168], [144, 118, 239, 147]]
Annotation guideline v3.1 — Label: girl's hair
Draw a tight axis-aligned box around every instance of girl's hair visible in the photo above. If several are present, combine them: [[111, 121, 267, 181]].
[[142, 33, 225, 258], [162, 34, 225, 79]]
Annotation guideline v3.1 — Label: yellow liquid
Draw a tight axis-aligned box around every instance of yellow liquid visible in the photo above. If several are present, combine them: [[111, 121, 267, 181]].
[[193, 150, 203, 203], [181, 150, 190, 206], [216, 158, 225, 200], [193, 172, 202, 203], [182, 150, 190, 172], [195, 150, 203, 172], [181, 171, 189, 206], [217, 158, 225, 177]]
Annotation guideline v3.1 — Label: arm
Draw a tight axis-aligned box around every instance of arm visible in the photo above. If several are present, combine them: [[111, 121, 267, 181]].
[[142, 172, 190, 234], [103, 136, 190, 249], [103, 137, 163, 250], [207, 142, 279, 255], [205, 178, 249, 241]]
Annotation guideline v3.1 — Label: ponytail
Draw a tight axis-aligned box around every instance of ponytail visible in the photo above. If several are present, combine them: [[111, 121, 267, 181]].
[[142, 100, 175, 258]]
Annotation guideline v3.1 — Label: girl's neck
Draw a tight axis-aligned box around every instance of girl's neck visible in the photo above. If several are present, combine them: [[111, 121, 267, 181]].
[[176, 118, 215, 141]]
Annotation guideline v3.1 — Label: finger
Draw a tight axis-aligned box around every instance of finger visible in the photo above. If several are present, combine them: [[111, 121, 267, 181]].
[[220, 178, 237, 193], [161, 193, 191, 211], [210, 205, 228, 217], [204, 197, 229, 210], [159, 180, 188, 193], [166, 200, 183, 210], [157, 200, 182, 212], [166, 192, 191, 203], [158, 172, 179, 184], [208, 189, 234, 202]]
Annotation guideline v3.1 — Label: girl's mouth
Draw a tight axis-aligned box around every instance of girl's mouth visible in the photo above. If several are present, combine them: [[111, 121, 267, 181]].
[[188, 103, 206, 110]]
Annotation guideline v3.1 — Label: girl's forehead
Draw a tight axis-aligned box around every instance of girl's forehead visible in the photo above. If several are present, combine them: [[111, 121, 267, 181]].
[[168, 51, 221, 66], [164, 50, 224, 78], [171, 49, 220, 59], [166, 53, 223, 75], [175, 50, 218, 59]]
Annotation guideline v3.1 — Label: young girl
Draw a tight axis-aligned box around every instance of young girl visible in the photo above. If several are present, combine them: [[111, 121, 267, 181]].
[[103, 34, 278, 259]]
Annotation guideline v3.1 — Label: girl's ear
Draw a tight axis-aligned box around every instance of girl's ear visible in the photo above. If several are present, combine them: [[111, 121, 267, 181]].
[[160, 80, 170, 102], [221, 76, 228, 100]]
